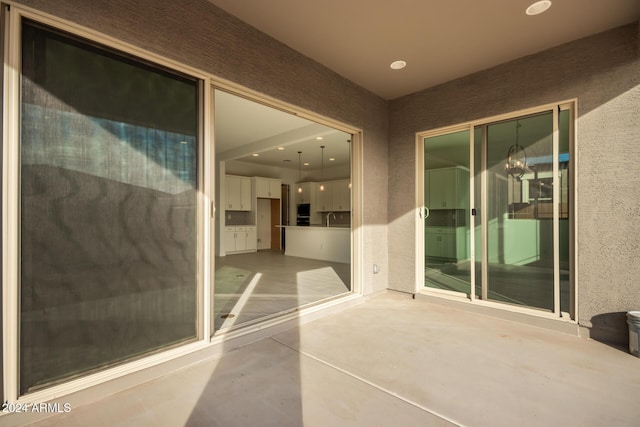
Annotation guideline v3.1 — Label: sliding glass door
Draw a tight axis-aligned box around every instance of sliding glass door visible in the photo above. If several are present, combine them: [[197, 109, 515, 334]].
[[423, 130, 471, 294], [422, 105, 573, 316]]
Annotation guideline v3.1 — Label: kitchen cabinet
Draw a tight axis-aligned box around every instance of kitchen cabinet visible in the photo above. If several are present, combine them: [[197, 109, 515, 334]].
[[425, 226, 468, 261], [332, 179, 351, 211], [225, 175, 252, 211], [313, 179, 351, 212], [425, 227, 456, 260], [296, 182, 313, 204], [315, 181, 332, 211], [225, 225, 257, 254], [426, 167, 469, 210], [255, 177, 281, 199]]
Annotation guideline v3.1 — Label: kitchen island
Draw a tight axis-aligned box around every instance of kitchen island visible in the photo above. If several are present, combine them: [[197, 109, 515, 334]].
[[282, 226, 350, 263]]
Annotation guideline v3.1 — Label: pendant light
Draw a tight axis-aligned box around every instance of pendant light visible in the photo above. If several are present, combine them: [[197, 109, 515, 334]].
[[505, 121, 527, 180], [297, 151, 303, 193], [319, 145, 325, 191]]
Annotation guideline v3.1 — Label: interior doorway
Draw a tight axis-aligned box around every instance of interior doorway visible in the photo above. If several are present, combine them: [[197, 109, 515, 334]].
[[257, 198, 282, 250], [270, 198, 281, 250]]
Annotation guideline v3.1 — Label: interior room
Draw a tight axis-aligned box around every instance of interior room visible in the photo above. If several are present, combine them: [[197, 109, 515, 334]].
[[213, 90, 353, 331]]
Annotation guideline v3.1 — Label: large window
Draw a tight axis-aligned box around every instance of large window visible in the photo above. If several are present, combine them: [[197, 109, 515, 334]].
[[19, 21, 200, 393]]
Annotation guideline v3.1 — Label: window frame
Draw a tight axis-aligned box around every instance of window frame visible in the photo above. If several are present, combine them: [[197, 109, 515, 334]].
[[415, 101, 577, 321], [2, 4, 213, 403]]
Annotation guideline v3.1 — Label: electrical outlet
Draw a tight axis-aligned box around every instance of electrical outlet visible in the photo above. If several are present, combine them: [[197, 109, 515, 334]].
[[373, 264, 380, 274]]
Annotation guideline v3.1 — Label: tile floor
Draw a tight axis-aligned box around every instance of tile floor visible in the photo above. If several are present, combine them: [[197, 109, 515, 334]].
[[214, 251, 351, 330], [12, 291, 640, 427]]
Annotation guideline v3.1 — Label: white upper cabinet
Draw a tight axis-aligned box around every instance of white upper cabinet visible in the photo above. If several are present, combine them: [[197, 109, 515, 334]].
[[426, 167, 469, 210], [332, 179, 351, 211], [313, 179, 351, 212], [315, 181, 333, 211], [225, 175, 252, 211], [255, 177, 281, 199]]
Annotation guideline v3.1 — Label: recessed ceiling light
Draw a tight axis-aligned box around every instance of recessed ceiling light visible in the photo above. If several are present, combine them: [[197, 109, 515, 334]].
[[179, 141, 188, 145], [526, 1, 551, 15], [316, 137, 323, 140], [329, 157, 335, 161], [277, 146, 285, 150], [390, 60, 407, 70], [252, 153, 259, 157], [304, 162, 310, 166]]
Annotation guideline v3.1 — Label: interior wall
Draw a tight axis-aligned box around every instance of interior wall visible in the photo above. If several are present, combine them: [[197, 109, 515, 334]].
[[389, 22, 640, 344], [14, 0, 389, 295]]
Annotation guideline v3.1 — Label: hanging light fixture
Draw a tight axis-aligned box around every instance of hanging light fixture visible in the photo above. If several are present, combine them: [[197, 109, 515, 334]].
[[319, 145, 325, 191], [297, 151, 303, 193], [505, 121, 527, 180]]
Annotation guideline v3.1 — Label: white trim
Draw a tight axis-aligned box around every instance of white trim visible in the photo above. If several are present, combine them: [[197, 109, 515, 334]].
[[570, 103, 578, 321], [416, 100, 578, 137], [414, 133, 424, 295], [415, 100, 578, 321], [552, 106, 560, 315], [2, 2, 20, 403], [350, 131, 364, 296], [480, 125, 488, 301], [468, 125, 476, 301], [202, 81, 213, 341]]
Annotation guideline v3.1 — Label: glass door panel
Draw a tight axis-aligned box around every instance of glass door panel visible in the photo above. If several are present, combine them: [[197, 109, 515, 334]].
[[485, 112, 554, 310], [424, 131, 471, 294]]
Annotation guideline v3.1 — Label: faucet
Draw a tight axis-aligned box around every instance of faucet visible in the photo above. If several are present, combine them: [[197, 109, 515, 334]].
[[325, 212, 336, 227]]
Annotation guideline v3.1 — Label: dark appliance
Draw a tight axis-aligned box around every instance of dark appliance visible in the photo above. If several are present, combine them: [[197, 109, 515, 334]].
[[296, 203, 310, 226]]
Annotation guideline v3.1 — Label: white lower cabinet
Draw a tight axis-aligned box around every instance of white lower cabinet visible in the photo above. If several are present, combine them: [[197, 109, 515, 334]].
[[425, 226, 468, 261], [425, 227, 456, 260], [225, 225, 257, 254]]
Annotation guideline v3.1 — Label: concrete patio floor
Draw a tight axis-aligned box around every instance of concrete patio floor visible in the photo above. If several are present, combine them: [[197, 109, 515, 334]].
[[21, 291, 640, 426]]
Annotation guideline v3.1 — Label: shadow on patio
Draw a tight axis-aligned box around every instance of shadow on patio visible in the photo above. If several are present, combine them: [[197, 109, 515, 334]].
[[28, 291, 640, 427]]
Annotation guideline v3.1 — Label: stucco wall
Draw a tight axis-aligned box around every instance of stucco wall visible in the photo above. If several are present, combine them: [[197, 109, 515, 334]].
[[389, 22, 640, 344], [13, 0, 389, 295]]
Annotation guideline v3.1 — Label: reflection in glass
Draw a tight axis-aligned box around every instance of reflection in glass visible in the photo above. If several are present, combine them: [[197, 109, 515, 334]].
[[20, 22, 199, 393], [424, 131, 471, 294], [485, 112, 554, 310]]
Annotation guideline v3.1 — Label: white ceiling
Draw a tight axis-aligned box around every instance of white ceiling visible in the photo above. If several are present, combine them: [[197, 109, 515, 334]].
[[215, 90, 351, 171], [208, 0, 640, 99]]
